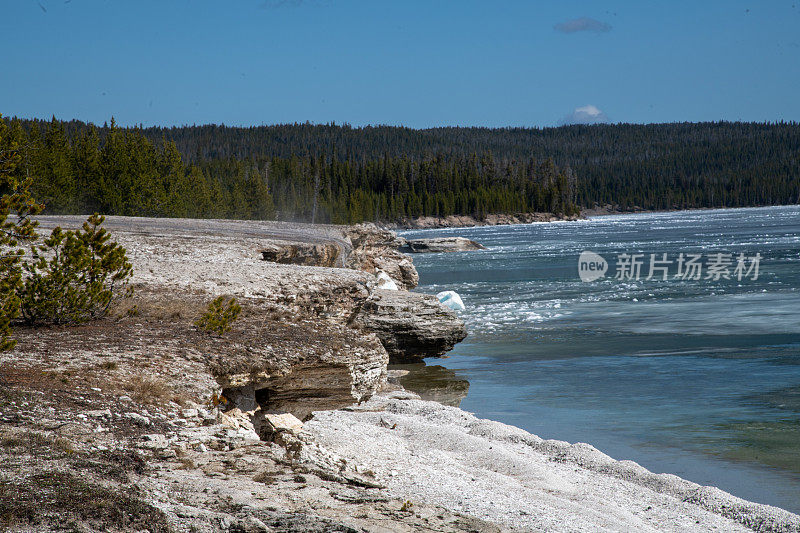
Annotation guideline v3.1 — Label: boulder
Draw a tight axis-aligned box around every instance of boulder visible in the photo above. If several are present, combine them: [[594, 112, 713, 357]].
[[253, 412, 303, 442], [219, 408, 262, 441], [353, 289, 467, 363], [123, 412, 151, 426], [373, 256, 419, 290], [138, 434, 169, 450], [402, 237, 485, 253]]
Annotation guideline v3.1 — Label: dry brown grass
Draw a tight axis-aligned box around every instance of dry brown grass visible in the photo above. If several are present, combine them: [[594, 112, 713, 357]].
[[98, 360, 118, 371], [53, 436, 76, 456], [0, 470, 170, 531], [0, 435, 23, 449], [116, 296, 205, 322], [253, 470, 279, 485], [0, 429, 75, 457], [122, 375, 179, 405]]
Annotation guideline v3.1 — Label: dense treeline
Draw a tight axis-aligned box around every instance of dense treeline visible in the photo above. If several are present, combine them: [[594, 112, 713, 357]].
[[5, 116, 800, 221], [3, 117, 577, 223], [141, 120, 800, 210], [144, 122, 800, 209]]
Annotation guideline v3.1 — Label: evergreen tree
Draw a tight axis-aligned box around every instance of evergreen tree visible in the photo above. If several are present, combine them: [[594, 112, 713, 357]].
[[0, 116, 43, 350]]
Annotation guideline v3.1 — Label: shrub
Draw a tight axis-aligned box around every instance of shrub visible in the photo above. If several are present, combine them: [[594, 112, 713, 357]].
[[18, 214, 132, 325], [194, 296, 241, 336]]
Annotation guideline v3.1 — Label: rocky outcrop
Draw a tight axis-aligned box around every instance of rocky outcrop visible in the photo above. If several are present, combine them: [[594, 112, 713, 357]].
[[353, 289, 467, 363], [32, 214, 464, 408], [402, 237, 485, 253], [257, 223, 419, 290], [371, 255, 418, 290], [344, 223, 418, 290], [260, 241, 341, 267], [209, 320, 388, 421]]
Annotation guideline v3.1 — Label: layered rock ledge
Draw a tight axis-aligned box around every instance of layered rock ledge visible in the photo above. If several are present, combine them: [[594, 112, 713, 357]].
[[207, 316, 388, 421], [354, 289, 468, 363], [257, 222, 419, 290]]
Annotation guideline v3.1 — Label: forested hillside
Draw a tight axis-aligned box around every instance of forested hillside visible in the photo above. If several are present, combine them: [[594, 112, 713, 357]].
[[4, 116, 799, 223]]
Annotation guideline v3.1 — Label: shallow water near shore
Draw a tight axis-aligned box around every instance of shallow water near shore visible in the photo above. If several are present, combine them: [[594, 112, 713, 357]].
[[401, 205, 800, 514]]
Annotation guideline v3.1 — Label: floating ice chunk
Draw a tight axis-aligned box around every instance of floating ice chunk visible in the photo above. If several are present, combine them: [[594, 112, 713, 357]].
[[376, 270, 398, 290], [436, 290, 465, 311]]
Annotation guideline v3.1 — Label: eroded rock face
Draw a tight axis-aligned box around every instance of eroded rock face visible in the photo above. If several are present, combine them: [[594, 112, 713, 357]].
[[353, 289, 467, 363], [257, 223, 419, 290], [209, 321, 388, 421], [402, 237, 486, 253], [345, 224, 419, 290], [372, 256, 418, 290], [260, 241, 342, 267]]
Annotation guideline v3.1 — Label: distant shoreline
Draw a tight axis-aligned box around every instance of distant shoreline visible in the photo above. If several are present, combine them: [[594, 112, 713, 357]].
[[385, 211, 580, 230], [389, 203, 800, 230]]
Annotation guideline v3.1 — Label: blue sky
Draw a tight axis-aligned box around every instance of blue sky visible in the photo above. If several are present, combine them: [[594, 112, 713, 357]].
[[3, 0, 799, 128]]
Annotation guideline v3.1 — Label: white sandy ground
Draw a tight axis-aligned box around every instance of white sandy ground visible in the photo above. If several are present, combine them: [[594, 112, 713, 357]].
[[34, 215, 371, 298], [304, 393, 800, 533]]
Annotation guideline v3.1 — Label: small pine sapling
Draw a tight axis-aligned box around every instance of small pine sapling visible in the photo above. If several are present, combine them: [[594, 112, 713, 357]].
[[19, 214, 133, 325], [194, 296, 241, 336]]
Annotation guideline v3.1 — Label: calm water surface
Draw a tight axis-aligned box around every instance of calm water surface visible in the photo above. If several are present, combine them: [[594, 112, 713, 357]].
[[401, 206, 800, 513]]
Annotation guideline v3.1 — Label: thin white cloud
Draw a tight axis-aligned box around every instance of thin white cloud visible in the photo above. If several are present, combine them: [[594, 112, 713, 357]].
[[554, 17, 612, 34], [560, 105, 610, 125]]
